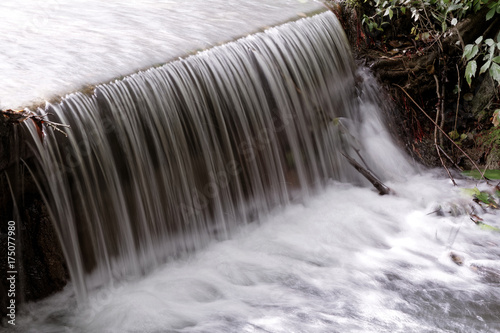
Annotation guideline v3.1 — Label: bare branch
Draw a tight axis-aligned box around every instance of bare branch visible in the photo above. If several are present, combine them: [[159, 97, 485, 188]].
[[342, 152, 391, 195]]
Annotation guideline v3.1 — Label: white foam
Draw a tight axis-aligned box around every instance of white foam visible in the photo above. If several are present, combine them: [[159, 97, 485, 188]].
[[14, 173, 500, 332]]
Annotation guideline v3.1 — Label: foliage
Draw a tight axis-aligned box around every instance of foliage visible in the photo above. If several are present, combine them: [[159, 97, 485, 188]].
[[457, 186, 500, 231], [463, 169, 500, 179], [463, 32, 500, 86], [448, 130, 468, 144], [356, 0, 500, 85], [476, 126, 500, 156], [461, 186, 499, 208], [360, 0, 485, 35], [476, 221, 500, 231]]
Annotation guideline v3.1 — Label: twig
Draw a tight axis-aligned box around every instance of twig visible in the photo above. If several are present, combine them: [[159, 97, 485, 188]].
[[335, 118, 376, 175], [341, 152, 391, 195], [433, 74, 441, 146], [454, 63, 461, 132], [1, 109, 70, 137], [454, 26, 465, 50], [437, 144, 462, 170], [440, 82, 445, 146], [394, 84, 484, 179], [435, 143, 457, 186]]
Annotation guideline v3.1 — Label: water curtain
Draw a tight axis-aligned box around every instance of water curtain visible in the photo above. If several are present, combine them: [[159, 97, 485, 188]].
[[27, 12, 392, 301]]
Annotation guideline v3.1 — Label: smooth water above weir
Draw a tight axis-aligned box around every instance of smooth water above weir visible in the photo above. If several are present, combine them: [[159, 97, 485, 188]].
[[0, 0, 323, 109], [5, 5, 500, 333]]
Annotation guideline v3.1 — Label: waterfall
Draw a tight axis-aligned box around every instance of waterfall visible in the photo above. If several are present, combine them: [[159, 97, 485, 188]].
[[26, 12, 411, 302]]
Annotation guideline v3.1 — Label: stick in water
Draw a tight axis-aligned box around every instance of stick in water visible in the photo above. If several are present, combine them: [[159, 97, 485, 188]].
[[342, 152, 391, 195]]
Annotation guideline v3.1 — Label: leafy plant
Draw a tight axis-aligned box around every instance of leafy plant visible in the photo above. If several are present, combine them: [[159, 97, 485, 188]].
[[478, 126, 500, 156], [463, 31, 500, 86], [361, 0, 485, 35], [449, 130, 468, 144], [461, 186, 499, 207], [463, 169, 500, 179], [358, 0, 499, 87], [486, 0, 500, 19]]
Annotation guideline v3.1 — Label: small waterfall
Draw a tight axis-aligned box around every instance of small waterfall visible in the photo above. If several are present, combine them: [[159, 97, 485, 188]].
[[26, 12, 410, 302]]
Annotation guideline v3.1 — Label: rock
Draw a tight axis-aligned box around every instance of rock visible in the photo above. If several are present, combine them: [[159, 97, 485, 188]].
[[470, 73, 498, 120], [0, 164, 69, 323]]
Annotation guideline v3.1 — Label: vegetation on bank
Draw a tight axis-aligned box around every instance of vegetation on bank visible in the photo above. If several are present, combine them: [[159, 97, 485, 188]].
[[358, 0, 500, 87], [330, 0, 500, 175]]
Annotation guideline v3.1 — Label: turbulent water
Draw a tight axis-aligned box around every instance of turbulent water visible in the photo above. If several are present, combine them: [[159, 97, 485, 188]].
[[13, 174, 500, 332], [4, 4, 500, 333]]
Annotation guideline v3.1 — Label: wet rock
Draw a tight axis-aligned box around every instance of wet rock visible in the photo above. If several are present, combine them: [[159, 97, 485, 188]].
[[470, 73, 498, 120], [0, 162, 68, 323]]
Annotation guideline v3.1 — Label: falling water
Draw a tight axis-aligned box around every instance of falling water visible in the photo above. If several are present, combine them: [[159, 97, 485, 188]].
[[11, 9, 500, 333], [24, 11, 408, 302]]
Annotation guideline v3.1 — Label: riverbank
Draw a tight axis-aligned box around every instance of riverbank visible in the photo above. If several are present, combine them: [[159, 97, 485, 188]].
[[328, 1, 500, 172]]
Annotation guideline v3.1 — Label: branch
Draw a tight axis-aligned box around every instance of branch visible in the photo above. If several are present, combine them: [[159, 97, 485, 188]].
[[435, 143, 457, 186], [342, 152, 391, 195], [1, 109, 70, 137]]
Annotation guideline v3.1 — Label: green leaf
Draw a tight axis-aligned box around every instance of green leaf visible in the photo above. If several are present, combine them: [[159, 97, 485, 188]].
[[490, 62, 500, 85], [489, 44, 496, 57], [475, 36, 483, 45], [476, 191, 491, 204], [485, 38, 495, 47], [480, 60, 491, 74], [493, 56, 500, 64], [463, 44, 474, 59], [401, 7, 406, 14], [463, 169, 500, 179], [486, 7, 496, 20], [467, 45, 479, 60], [461, 187, 481, 196], [389, 8, 394, 19], [465, 60, 477, 86], [449, 130, 460, 140], [478, 222, 500, 232], [442, 21, 448, 32]]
